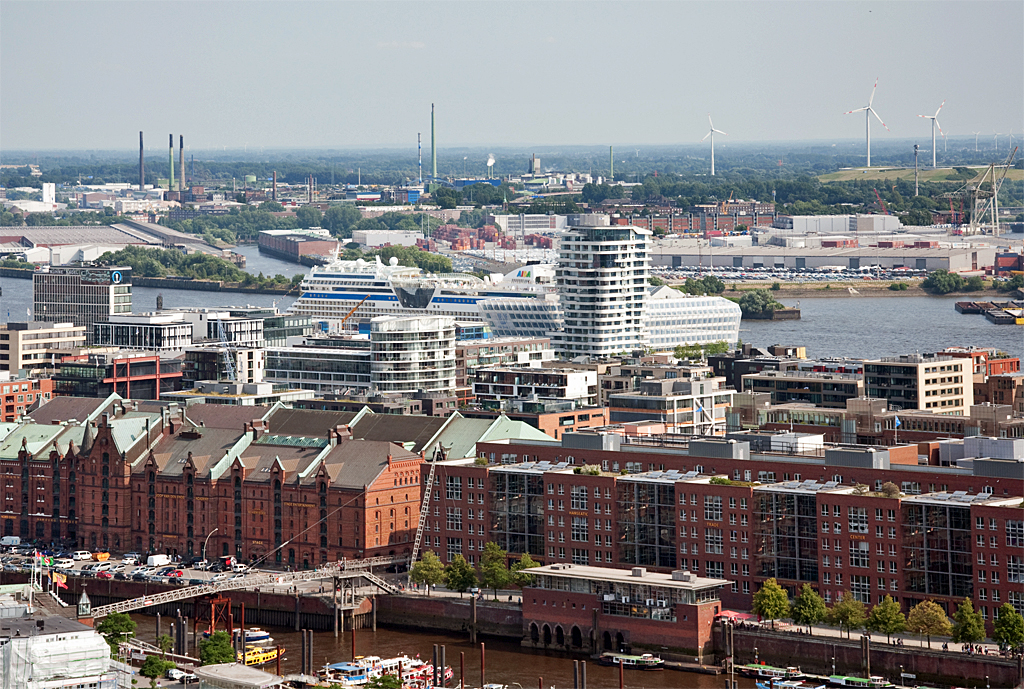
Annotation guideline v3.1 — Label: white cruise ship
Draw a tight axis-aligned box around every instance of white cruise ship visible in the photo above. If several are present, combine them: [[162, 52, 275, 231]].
[[287, 256, 740, 349], [287, 256, 564, 333]]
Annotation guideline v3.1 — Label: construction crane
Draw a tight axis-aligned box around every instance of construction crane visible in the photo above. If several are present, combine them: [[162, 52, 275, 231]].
[[339, 295, 370, 328], [217, 320, 236, 382], [409, 444, 446, 583], [944, 146, 1018, 235], [873, 188, 889, 215]]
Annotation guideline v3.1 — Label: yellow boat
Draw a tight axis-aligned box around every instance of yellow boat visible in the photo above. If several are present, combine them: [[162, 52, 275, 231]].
[[238, 645, 284, 666]]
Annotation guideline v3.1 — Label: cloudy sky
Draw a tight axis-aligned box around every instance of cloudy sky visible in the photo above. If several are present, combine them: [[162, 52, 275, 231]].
[[2, 1, 1021, 151]]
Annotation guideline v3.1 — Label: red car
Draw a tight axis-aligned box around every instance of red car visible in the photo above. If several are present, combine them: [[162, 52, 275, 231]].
[[167, 569, 184, 578], [96, 571, 114, 579]]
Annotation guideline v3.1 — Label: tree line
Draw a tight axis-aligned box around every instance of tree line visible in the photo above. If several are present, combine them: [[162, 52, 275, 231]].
[[409, 543, 539, 598], [754, 578, 1024, 648]]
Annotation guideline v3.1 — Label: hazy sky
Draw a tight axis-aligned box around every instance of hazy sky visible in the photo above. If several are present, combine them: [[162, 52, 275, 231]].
[[2, 1, 1022, 151]]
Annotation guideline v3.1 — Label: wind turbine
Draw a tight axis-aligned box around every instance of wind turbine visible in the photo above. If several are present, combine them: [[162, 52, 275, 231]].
[[918, 100, 945, 167], [844, 78, 889, 167], [994, 132, 1001, 151], [700, 114, 727, 176], [973, 132, 981, 152]]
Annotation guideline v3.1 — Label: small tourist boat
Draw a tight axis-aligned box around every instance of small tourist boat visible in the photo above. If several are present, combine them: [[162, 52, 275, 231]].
[[827, 676, 895, 689], [739, 664, 805, 680], [202, 627, 273, 645], [319, 654, 454, 687], [598, 652, 664, 669], [238, 644, 284, 666], [757, 681, 826, 689]]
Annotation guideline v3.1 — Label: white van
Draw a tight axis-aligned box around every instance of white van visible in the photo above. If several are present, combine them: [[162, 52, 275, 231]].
[[0, 536, 20, 548], [72, 550, 92, 561], [147, 554, 172, 567]]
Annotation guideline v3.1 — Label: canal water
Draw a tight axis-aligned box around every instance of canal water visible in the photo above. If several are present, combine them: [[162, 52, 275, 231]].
[[128, 613, 755, 689]]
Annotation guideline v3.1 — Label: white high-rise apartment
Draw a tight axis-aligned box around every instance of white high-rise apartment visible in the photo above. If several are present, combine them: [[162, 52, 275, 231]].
[[553, 215, 651, 356], [370, 315, 456, 393]]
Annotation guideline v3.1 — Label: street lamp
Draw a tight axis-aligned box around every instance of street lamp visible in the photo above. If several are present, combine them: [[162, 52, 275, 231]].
[[202, 528, 219, 563], [831, 656, 836, 675], [899, 665, 903, 688], [754, 646, 758, 663]]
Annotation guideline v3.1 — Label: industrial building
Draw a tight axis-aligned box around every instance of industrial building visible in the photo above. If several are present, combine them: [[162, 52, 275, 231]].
[[257, 228, 340, 264]]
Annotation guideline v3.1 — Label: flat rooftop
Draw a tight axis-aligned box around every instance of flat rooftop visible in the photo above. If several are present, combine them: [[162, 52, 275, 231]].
[[532, 563, 727, 590]]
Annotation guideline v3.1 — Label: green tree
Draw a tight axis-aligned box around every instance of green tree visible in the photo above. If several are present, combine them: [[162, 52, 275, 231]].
[[906, 600, 952, 648], [95, 612, 137, 652], [922, 269, 966, 294], [648, 276, 665, 286], [964, 276, 986, 292], [323, 204, 362, 238], [951, 598, 986, 643], [443, 554, 477, 596], [365, 676, 403, 689], [139, 655, 175, 689], [479, 541, 510, 599], [738, 288, 784, 316], [432, 187, 462, 209], [829, 591, 867, 638], [510, 552, 541, 588], [296, 205, 323, 228], [409, 551, 445, 594], [866, 595, 906, 643], [704, 340, 730, 355], [198, 630, 236, 665], [992, 603, 1024, 648], [790, 583, 827, 634], [751, 578, 789, 629], [156, 633, 174, 659]]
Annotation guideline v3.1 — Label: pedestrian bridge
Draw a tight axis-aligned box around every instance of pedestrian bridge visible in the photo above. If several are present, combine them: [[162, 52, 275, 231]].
[[90, 556, 404, 619]]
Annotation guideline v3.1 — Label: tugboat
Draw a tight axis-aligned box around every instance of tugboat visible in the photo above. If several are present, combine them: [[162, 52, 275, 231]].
[[598, 652, 665, 669]]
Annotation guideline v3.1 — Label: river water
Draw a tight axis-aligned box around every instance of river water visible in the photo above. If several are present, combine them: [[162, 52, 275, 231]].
[[1, 250, 1020, 359], [128, 613, 753, 689]]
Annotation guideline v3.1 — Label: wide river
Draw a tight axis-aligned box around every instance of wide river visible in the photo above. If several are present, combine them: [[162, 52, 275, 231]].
[[128, 612, 755, 689], [1, 247, 1021, 359]]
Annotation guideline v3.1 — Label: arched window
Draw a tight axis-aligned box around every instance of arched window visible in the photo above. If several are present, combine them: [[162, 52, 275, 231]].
[[234, 476, 241, 487], [148, 472, 155, 483], [102, 452, 109, 464]]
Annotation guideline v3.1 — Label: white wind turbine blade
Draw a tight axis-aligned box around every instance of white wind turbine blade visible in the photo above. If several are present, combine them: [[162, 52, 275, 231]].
[[713, 128, 728, 136], [870, 107, 890, 131], [868, 78, 879, 106], [700, 131, 712, 143], [934, 118, 944, 136], [934, 99, 946, 118], [845, 106, 868, 115]]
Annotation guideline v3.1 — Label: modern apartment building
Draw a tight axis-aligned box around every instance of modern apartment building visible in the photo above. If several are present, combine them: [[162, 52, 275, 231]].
[[182, 345, 265, 386], [864, 354, 973, 414], [93, 313, 193, 353], [607, 375, 734, 435], [0, 321, 86, 372], [264, 346, 371, 393], [474, 367, 598, 407], [32, 265, 131, 344], [370, 315, 456, 394], [553, 216, 651, 356], [455, 336, 554, 404], [0, 373, 54, 422], [740, 370, 864, 408]]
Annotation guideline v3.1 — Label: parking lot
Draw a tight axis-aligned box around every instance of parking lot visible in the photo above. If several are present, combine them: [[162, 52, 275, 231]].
[[652, 265, 930, 283]]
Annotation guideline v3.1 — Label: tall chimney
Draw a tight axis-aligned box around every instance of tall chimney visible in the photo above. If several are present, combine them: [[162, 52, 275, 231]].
[[431, 103, 436, 179], [169, 134, 175, 191], [418, 133, 422, 185], [272, 171, 277, 201], [139, 131, 145, 191], [179, 135, 185, 192], [610, 145, 614, 181], [308, 175, 313, 203]]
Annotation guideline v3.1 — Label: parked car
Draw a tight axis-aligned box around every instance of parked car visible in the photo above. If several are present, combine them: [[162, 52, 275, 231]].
[[210, 572, 230, 582], [121, 556, 139, 566], [53, 558, 75, 568], [72, 550, 92, 561], [179, 671, 198, 684], [166, 669, 186, 682], [110, 564, 127, 573], [231, 563, 249, 574], [96, 571, 114, 580], [166, 569, 184, 578]]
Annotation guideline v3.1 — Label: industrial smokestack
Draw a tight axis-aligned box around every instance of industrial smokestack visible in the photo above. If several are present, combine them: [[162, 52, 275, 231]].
[[272, 171, 277, 201], [179, 135, 185, 192], [431, 103, 436, 179], [609, 146, 614, 182], [168, 134, 175, 191], [418, 132, 422, 185], [139, 131, 145, 191]]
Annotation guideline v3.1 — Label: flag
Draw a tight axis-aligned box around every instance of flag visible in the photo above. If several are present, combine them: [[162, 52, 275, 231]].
[[53, 572, 67, 589], [42, 556, 53, 567], [893, 416, 902, 428]]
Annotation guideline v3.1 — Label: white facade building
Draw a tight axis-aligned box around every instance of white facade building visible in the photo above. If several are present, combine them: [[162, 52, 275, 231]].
[[351, 229, 423, 248], [264, 346, 371, 393], [370, 315, 456, 394], [473, 367, 597, 407], [94, 312, 194, 352], [645, 286, 742, 349], [553, 216, 651, 357]]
